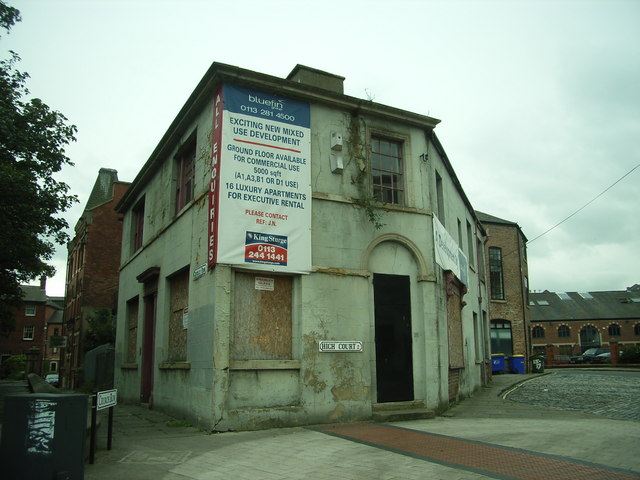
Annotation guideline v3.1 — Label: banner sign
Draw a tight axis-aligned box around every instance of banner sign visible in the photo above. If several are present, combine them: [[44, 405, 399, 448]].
[[433, 216, 469, 286], [208, 84, 311, 272]]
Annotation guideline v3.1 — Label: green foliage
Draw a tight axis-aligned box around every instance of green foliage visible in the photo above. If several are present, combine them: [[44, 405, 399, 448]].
[[0, 1, 77, 334], [84, 309, 116, 353], [619, 345, 640, 364], [347, 113, 385, 229], [0, 353, 26, 379]]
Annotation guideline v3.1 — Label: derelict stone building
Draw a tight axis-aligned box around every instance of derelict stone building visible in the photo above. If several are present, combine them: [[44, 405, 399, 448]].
[[114, 63, 489, 431]]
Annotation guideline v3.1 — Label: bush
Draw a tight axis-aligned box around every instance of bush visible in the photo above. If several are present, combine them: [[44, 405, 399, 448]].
[[1, 354, 26, 379], [619, 345, 640, 364]]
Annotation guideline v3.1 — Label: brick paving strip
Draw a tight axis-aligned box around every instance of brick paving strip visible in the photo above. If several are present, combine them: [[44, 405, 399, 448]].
[[310, 423, 640, 480]]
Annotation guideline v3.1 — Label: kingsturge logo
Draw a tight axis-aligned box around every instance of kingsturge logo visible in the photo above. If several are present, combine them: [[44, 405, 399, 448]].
[[246, 231, 288, 247]]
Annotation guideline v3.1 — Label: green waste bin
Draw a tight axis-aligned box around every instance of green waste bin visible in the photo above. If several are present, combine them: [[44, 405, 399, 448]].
[[0, 393, 88, 480], [531, 356, 544, 373]]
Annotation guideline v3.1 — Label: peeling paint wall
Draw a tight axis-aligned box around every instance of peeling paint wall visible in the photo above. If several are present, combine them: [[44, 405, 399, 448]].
[[115, 74, 488, 431]]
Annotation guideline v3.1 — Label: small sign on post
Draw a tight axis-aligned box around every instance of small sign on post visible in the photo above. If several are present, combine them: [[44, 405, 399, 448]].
[[96, 389, 117, 410], [90, 389, 118, 464]]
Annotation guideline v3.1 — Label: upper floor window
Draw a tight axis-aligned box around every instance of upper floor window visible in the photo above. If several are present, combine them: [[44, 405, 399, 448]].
[[371, 137, 404, 206], [176, 139, 196, 213], [25, 304, 36, 316], [435, 170, 445, 225], [489, 247, 504, 300], [466, 220, 475, 267], [132, 198, 145, 253], [23, 325, 34, 340], [608, 324, 621, 336], [558, 325, 570, 338], [635, 323, 640, 336], [476, 238, 485, 279], [532, 325, 545, 338]]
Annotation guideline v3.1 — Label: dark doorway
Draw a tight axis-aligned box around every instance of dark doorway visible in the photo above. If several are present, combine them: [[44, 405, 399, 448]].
[[140, 293, 157, 404], [373, 274, 414, 403]]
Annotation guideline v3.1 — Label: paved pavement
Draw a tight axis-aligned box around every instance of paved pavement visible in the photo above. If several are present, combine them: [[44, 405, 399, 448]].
[[81, 369, 640, 479], [2, 370, 640, 479]]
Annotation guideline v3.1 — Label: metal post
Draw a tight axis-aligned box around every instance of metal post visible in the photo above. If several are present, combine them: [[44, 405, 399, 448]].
[[107, 406, 114, 450], [89, 393, 97, 464]]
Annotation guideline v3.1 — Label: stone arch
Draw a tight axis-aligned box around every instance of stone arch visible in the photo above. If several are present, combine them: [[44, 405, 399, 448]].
[[361, 233, 432, 280]]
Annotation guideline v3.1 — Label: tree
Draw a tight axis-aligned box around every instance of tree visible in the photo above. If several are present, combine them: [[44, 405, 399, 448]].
[[0, 1, 77, 335], [84, 309, 116, 353]]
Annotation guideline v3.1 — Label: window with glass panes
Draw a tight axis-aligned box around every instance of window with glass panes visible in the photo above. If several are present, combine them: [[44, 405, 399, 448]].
[[176, 140, 195, 213], [489, 247, 504, 300], [371, 137, 404, 206], [558, 325, 570, 338]]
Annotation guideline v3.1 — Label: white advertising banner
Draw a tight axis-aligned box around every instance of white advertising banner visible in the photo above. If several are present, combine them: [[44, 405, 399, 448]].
[[433, 216, 469, 286], [208, 84, 312, 273]]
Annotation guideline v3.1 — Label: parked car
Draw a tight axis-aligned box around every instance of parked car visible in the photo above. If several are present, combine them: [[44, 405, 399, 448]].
[[569, 348, 610, 364], [591, 352, 611, 364], [44, 373, 59, 387]]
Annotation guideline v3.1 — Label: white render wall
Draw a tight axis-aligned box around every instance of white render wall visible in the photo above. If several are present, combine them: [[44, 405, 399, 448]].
[[115, 86, 488, 431]]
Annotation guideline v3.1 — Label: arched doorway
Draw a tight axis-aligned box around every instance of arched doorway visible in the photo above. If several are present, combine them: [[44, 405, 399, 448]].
[[579, 325, 601, 350]]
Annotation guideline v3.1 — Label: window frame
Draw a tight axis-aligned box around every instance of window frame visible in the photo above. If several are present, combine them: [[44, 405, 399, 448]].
[[175, 138, 196, 213], [490, 319, 513, 356], [532, 325, 545, 339], [132, 197, 145, 253], [23, 325, 34, 341], [25, 303, 36, 316], [608, 323, 621, 337], [488, 247, 505, 300], [557, 324, 571, 338], [370, 135, 405, 206]]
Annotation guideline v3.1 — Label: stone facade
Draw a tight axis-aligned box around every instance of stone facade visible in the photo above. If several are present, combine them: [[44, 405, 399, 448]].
[[115, 63, 490, 431]]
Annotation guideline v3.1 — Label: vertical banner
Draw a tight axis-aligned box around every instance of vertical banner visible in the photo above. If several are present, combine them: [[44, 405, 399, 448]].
[[208, 88, 224, 267], [209, 84, 312, 273]]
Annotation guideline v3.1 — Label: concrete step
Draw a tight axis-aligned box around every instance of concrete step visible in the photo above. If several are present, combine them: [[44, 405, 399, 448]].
[[372, 401, 435, 422]]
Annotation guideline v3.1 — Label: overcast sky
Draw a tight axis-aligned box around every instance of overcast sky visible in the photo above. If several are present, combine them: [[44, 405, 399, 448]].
[[5, 0, 639, 297]]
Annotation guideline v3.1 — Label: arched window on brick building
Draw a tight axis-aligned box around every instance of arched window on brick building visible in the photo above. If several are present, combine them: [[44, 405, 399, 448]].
[[635, 323, 640, 336], [558, 325, 570, 338], [532, 325, 545, 339], [608, 324, 621, 336], [580, 325, 600, 349]]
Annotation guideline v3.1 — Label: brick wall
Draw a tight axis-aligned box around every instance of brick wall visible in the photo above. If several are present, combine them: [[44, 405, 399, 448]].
[[484, 221, 531, 358]]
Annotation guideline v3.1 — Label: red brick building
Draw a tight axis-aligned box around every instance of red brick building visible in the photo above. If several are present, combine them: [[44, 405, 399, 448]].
[[530, 285, 640, 362], [476, 212, 531, 369], [0, 279, 62, 376], [62, 169, 130, 388]]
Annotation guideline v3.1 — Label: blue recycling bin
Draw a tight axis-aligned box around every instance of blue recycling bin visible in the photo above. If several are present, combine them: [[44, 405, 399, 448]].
[[491, 353, 505, 373], [509, 355, 526, 374]]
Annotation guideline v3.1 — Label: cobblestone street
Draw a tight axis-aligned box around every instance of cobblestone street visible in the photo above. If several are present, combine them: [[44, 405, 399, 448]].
[[505, 369, 640, 421]]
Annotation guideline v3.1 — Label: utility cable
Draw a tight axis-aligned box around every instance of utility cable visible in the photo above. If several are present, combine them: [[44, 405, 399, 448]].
[[526, 162, 640, 246]]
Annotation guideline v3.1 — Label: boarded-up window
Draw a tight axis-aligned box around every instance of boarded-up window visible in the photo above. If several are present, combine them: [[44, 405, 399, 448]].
[[126, 297, 139, 363], [447, 275, 465, 368], [168, 269, 189, 361], [232, 272, 292, 360]]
